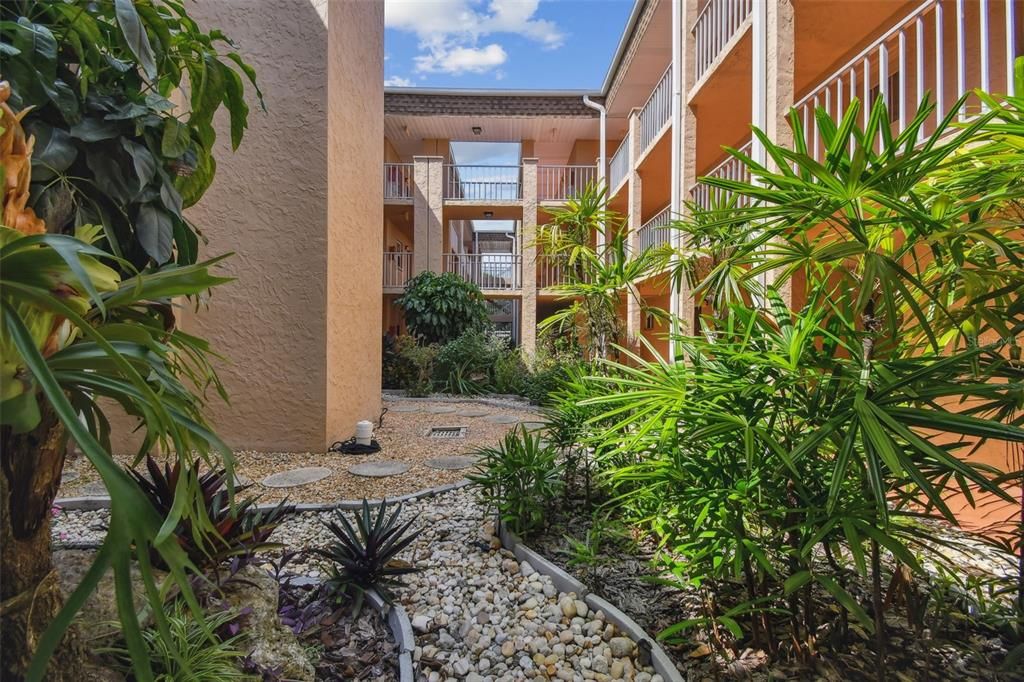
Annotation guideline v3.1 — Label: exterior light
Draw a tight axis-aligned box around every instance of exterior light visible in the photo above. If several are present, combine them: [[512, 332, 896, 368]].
[[483, 211, 493, 218], [472, 126, 482, 135]]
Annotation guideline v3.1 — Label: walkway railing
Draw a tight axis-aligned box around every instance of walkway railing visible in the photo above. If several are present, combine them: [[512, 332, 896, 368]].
[[794, 0, 1018, 163], [693, 0, 754, 82], [382, 251, 412, 288], [536, 254, 590, 289], [639, 65, 672, 152], [444, 165, 521, 201], [608, 134, 631, 191], [444, 253, 521, 290], [538, 165, 598, 202], [637, 206, 673, 252], [690, 140, 753, 211], [383, 163, 414, 200]]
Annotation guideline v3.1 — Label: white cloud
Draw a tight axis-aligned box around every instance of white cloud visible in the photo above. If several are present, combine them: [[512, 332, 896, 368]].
[[386, 0, 564, 76], [384, 75, 414, 86], [414, 43, 507, 75]]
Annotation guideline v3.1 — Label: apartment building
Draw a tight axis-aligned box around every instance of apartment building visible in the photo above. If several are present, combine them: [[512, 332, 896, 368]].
[[382, 0, 1022, 360]]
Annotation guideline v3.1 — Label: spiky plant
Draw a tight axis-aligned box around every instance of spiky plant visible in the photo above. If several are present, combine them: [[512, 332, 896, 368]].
[[315, 499, 421, 614], [128, 456, 291, 574]]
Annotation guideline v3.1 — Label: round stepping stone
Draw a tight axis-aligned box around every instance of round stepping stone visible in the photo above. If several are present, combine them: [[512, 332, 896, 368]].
[[426, 405, 457, 414], [261, 467, 332, 488], [348, 460, 411, 477], [425, 456, 478, 470], [390, 404, 421, 413], [80, 481, 107, 496], [519, 421, 547, 431], [485, 414, 520, 424], [456, 408, 490, 418]]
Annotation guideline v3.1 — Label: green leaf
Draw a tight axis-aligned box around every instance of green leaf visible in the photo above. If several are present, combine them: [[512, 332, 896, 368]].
[[817, 575, 874, 633], [220, 61, 249, 150], [25, 121, 77, 180], [161, 118, 191, 158], [114, 0, 157, 80], [135, 203, 174, 264]]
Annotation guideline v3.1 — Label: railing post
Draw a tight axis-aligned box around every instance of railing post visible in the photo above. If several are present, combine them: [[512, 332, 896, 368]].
[[520, 158, 538, 359], [413, 156, 444, 275]]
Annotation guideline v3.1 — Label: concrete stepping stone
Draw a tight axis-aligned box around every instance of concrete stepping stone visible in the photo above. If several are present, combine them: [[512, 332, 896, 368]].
[[426, 405, 457, 414], [485, 414, 520, 424], [391, 404, 421, 413], [425, 456, 478, 470], [232, 473, 253, 487], [80, 481, 107, 496], [262, 467, 332, 488], [456, 408, 490, 418], [519, 421, 547, 431], [348, 460, 411, 477], [61, 470, 80, 484]]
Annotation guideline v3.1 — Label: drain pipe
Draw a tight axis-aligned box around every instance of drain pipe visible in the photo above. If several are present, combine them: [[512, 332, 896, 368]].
[[582, 95, 607, 250], [668, 0, 683, 362]]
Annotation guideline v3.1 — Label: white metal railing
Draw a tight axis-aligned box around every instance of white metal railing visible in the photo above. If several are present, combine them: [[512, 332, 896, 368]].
[[795, 0, 1019, 163], [608, 134, 631, 191], [637, 206, 672, 252], [639, 65, 672, 152], [693, 0, 754, 82], [536, 254, 590, 289], [444, 165, 522, 201], [690, 140, 753, 211], [538, 165, 598, 202], [383, 251, 412, 288], [383, 163, 414, 200], [444, 253, 522, 290]]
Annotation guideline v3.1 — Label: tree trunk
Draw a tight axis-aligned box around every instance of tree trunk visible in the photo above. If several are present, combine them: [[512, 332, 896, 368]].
[[1, 401, 84, 680]]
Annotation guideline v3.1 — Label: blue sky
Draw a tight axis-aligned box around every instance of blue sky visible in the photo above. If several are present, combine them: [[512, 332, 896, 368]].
[[384, 0, 634, 90]]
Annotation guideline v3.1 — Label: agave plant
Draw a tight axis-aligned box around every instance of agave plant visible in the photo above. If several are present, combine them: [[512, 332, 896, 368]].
[[314, 499, 421, 614], [128, 457, 291, 575]]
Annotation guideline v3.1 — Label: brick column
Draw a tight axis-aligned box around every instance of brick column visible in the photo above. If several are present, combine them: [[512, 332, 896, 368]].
[[520, 158, 538, 359], [413, 155, 444, 274], [625, 109, 643, 349]]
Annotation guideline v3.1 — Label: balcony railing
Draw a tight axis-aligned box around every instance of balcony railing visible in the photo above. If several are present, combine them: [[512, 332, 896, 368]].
[[444, 253, 522, 290], [637, 206, 673, 252], [536, 254, 590, 289], [639, 65, 672, 152], [690, 140, 753, 211], [538, 165, 598, 202], [383, 163, 414, 200], [794, 0, 1019, 163], [383, 251, 412, 289], [444, 165, 521, 201], [608, 134, 630, 191], [694, 0, 754, 82]]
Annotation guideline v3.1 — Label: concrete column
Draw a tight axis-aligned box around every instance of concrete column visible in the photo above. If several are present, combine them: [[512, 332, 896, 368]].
[[767, 0, 796, 307], [676, 0, 701, 340], [413, 155, 444, 274], [625, 110, 643, 349], [520, 158, 538, 359]]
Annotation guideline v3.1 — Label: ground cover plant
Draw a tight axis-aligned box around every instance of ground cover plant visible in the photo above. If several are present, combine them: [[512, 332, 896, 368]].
[[529, 89, 1024, 679]]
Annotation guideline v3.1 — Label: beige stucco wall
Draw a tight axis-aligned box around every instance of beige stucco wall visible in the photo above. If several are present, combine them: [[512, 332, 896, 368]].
[[166, 0, 382, 453]]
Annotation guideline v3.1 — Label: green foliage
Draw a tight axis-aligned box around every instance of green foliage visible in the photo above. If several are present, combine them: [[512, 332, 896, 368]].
[[435, 329, 508, 395], [567, 92, 1024, 665], [103, 601, 254, 681], [395, 271, 490, 345], [493, 349, 527, 395], [399, 337, 439, 397], [129, 456, 290, 575], [468, 426, 563, 537], [315, 499, 422, 615], [1, 0, 261, 267]]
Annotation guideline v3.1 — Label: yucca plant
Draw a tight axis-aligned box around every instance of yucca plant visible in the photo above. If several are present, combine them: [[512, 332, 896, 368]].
[[128, 457, 291, 575], [314, 499, 421, 614]]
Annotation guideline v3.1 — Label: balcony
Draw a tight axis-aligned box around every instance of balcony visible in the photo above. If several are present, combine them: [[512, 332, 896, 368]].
[[639, 65, 672, 153], [444, 253, 522, 290], [608, 134, 630, 192], [794, 0, 1019, 163], [383, 163, 414, 201], [383, 251, 412, 290], [536, 254, 590, 290], [538, 165, 598, 202], [690, 139, 753, 211], [637, 206, 672, 252], [694, 0, 753, 83], [444, 165, 521, 201]]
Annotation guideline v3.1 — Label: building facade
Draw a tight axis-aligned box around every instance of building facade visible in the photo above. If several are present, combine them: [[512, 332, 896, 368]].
[[382, 0, 1021, 361]]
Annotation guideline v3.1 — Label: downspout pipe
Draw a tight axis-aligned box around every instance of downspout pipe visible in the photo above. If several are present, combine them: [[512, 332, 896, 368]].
[[582, 95, 608, 250]]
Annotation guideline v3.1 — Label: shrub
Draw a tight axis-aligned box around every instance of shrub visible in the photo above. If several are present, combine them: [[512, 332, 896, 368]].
[[468, 427, 563, 537], [399, 340, 439, 397], [493, 349, 527, 395], [129, 457, 290, 575], [314, 499, 421, 614], [395, 272, 490, 345], [382, 334, 419, 390], [435, 329, 509, 395]]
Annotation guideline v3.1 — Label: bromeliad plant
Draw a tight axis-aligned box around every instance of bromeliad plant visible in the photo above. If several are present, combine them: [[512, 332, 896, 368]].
[[575, 91, 1024, 676], [315, 499, 421, 615], [129, 457, 291, 575]]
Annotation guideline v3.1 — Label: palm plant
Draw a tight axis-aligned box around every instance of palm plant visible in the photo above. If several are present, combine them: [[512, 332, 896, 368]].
[[574, 92, 1024, 677]]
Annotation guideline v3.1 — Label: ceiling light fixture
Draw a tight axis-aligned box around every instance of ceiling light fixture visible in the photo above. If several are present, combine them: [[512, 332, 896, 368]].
[[472, 126, 483, 135], [483, 211, 494, 218]]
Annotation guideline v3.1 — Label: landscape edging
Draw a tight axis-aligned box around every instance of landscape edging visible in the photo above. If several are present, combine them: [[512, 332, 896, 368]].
[[366, 588, 416, 681], [497, 520, 683, 682]]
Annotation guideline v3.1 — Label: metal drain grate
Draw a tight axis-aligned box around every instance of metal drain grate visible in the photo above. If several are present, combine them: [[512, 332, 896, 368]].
[[428, 426, 467, 439]]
